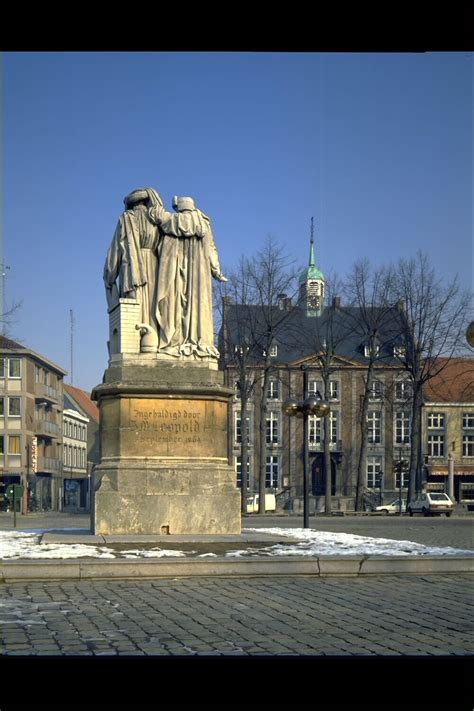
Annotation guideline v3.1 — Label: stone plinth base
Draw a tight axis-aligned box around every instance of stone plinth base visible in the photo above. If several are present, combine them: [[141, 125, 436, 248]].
[[93, 462, 240, 535], [91, 360, 241, 535]]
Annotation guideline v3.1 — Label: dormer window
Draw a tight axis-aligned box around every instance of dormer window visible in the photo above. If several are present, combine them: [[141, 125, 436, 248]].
[[393, 345, 406, 358], [364, 343, 380, 358], [269, 345, 278, 357]]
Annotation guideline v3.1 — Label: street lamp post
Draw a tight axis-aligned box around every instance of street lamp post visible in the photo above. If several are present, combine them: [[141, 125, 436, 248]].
[[466, 321, 474, 347], [283, 382, 330, 529]]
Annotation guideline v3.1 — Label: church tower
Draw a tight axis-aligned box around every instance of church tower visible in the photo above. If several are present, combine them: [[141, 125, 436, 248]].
[[299, 217, 325, 317]]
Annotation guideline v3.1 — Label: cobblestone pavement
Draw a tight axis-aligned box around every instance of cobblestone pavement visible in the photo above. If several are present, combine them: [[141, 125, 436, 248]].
[[0, 574, 472, 657]]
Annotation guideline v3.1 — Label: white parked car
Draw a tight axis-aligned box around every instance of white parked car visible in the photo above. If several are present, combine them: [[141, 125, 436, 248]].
[[375, 499, 407, 515], [407, 492, 454, 517]]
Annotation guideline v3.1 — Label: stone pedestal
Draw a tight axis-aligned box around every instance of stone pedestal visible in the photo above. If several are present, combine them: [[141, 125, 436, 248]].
[[91, 360, 241, 534]]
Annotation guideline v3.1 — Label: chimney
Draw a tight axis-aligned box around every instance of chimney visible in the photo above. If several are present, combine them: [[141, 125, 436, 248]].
[[332, 296, 341, 309]]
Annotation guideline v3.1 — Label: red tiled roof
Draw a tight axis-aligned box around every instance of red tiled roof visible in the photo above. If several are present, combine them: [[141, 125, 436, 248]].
[[64, 384, 100, 423], [423, 358, 474, 403]]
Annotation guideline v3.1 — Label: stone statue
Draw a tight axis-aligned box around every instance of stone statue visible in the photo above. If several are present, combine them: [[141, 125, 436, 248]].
[[104, 187, 226, 359], [148, 192, 227, 359], [103, 188, 162, 341]]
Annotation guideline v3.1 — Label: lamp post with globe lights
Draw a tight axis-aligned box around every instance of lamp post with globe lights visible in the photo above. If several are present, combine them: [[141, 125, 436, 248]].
[[466, 321, 474, 347], [283, 380, 330, 528]]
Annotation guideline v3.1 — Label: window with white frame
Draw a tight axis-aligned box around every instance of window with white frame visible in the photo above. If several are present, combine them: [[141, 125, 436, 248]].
[[395, 379, 413, 401], [8, 359, 21, 378], [395, 468, 409, 488], [0, 398, 4, 417], [369, 380, 384, 400], [462, 435, 474, 457], [364, 343, 380, 358], [0, 435, 4, 456], [329, 380, 339, 400], [0, 358, 4, 378], [367, 411, 381, 444], [307, 379, 323, 398], [428, 434, 444, 457], [367, 456, 382, 488], [235, 456, 250, 489], [266, 412, 280, 444], [308, 415, 322, 446], [265, 455, 279, 488], [393, 345, 406, 358], [395, 411, 410, 444], [267, 379, 280, 400], [329, 411, 339, 444], [234, 412, 251, 444], [8, 435, 21, 455], [462, 413, 474, 429], [8, 397, 21, 417], [428, 413, 445, 429]]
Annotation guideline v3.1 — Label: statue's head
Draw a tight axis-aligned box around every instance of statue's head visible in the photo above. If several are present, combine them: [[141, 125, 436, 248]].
[[124, 189, 149, 208], [173, 196, 195, 212]]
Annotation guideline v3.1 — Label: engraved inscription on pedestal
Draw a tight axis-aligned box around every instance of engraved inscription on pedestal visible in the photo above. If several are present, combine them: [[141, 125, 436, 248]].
[[101, 397, 228, 460]]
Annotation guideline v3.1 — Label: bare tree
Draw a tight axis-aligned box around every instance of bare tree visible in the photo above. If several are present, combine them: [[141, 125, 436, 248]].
[[343, 260, 396, 510], [246, 238, 298, 514], [298, 272, 346, 513], [390, 252, 471, 504], [217, 257, 257, 514], [218, 237, 297, 515]]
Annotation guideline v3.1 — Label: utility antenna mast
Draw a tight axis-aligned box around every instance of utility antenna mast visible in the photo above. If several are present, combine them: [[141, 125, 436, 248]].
[[70, 309, 74, 385], [0, 264, 9, 336]]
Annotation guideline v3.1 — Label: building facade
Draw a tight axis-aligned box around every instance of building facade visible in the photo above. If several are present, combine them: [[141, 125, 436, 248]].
[[0, 336, 67, 511], [221, 233, 473, 512], [62, 404, 89, 511], [227, 359, 414, 512], [63, 384, 100, 512], [422, 358, 474, 504], [220, 237, 413, 512]]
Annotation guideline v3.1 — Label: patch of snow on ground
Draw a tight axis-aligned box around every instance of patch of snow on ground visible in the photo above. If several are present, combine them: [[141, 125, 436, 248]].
[[0, 531, 115, 559], [0, 527, 472, 560], [239, 527, 474, 557], [120, 549, 190, 558]]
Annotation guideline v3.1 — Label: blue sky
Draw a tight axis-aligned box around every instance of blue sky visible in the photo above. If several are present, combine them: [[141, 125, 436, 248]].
[[2, 51, 472, 392]]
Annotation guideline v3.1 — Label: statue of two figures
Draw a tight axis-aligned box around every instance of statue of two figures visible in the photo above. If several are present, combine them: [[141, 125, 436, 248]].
[[104, 188, 227, 360]]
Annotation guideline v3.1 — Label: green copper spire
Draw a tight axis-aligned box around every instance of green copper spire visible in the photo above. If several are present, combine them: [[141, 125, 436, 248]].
[[299, 216, 325, 283], [309, 216, 316, 266]]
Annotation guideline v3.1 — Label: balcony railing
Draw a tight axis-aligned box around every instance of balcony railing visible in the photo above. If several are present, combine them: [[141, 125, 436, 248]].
[[36, 456, 61, 473], [34, 419, 61, 438], [35, 384, 59, 404]]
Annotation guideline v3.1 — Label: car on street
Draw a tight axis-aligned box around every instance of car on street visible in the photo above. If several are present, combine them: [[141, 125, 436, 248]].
[[375, 499, 407, 515], [407, 492, 454, 517]]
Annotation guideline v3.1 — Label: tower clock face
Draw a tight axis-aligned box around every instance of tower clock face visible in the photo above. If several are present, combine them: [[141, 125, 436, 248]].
[[308, 294, 320, 310]]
